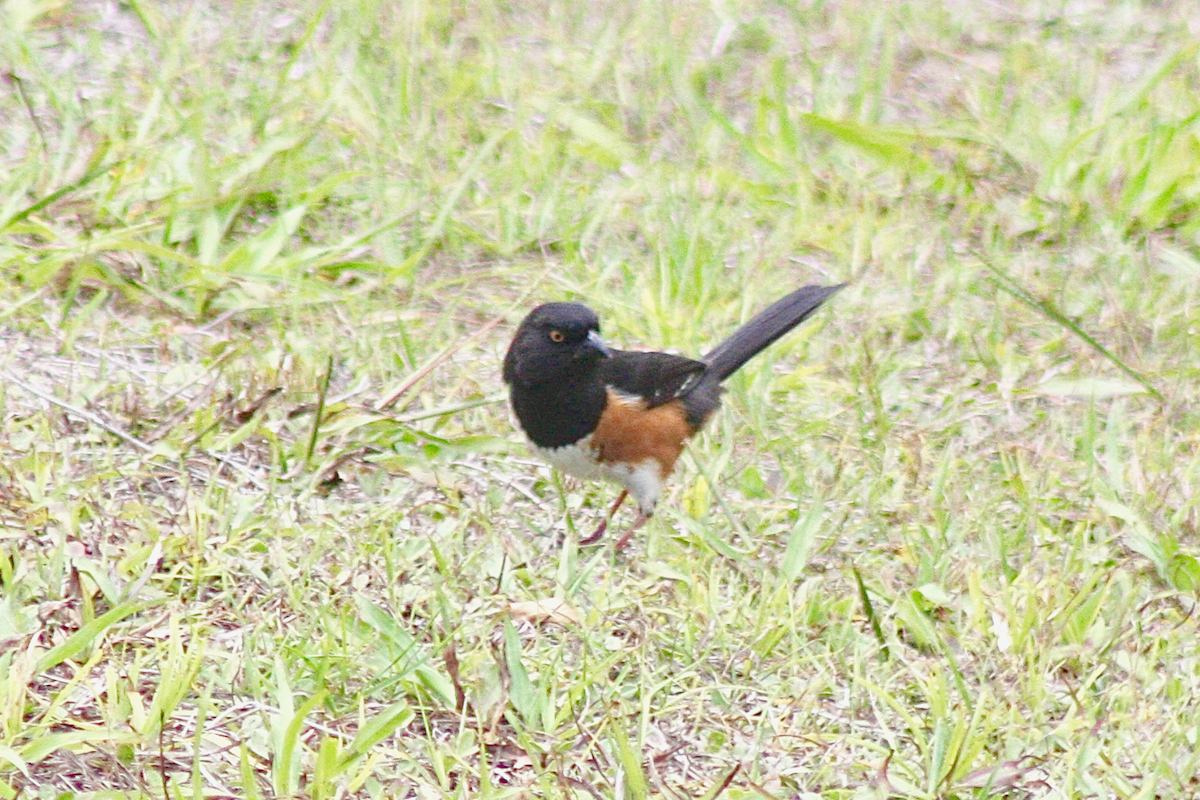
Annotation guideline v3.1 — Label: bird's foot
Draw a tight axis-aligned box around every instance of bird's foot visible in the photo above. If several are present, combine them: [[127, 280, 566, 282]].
[[613, 513, 648, 551], [577, 490, 629, 546], [579, 518, 608, 546]]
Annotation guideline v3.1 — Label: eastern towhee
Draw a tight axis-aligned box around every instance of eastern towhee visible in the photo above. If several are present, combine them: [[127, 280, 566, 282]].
[[503, 284, 843, 547]]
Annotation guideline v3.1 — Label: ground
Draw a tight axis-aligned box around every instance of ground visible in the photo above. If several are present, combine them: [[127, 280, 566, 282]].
[[2, 1, 1199, 797]]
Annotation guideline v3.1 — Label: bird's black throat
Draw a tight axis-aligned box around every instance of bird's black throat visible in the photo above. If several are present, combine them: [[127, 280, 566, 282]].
[[508, 373, 608, 449]]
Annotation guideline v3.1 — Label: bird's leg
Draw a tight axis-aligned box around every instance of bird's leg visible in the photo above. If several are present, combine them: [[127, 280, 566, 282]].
[[579, 490, 628, 545], [613, 512, 649, 551]]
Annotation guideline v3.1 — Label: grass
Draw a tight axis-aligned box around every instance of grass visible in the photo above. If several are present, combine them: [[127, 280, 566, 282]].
[[2, 0, 1199, 796]]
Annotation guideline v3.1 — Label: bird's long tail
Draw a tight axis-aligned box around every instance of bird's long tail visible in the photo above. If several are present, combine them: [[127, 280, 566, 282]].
[[702, 283, 844, 382]]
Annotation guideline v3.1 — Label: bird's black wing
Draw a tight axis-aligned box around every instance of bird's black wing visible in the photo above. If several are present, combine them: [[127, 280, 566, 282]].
[[599, 351, 708, 409]]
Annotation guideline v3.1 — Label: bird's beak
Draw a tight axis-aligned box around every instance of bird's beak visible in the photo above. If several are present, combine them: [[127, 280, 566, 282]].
[[586, 330, 611, 358]]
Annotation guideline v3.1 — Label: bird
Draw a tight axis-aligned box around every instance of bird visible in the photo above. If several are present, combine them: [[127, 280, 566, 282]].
[[503, 283, 844, 548]]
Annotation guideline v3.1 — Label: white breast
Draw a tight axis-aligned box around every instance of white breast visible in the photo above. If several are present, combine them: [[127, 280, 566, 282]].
[[533, 436, 664, 515]]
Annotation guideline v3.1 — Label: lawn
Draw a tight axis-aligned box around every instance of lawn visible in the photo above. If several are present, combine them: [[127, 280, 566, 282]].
[[2, 0, 1199, 797]]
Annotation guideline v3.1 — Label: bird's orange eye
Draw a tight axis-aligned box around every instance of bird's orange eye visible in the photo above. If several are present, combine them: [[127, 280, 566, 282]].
[[548, 330, 566, 343]]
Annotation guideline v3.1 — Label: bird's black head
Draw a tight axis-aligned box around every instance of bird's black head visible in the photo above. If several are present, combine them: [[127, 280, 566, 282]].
[[503, 302, 611, 387]]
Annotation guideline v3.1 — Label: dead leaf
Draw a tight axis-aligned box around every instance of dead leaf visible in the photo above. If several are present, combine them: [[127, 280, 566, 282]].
[[508, 598, 581, 626]]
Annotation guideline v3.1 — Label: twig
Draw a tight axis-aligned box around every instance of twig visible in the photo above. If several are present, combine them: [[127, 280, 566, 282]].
[[453, 457, 545, 506], [976, 252, 1164, 401], [374, 313, 506, 412], [2, 369, 268, 490], [2, 369, 153, 452]]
